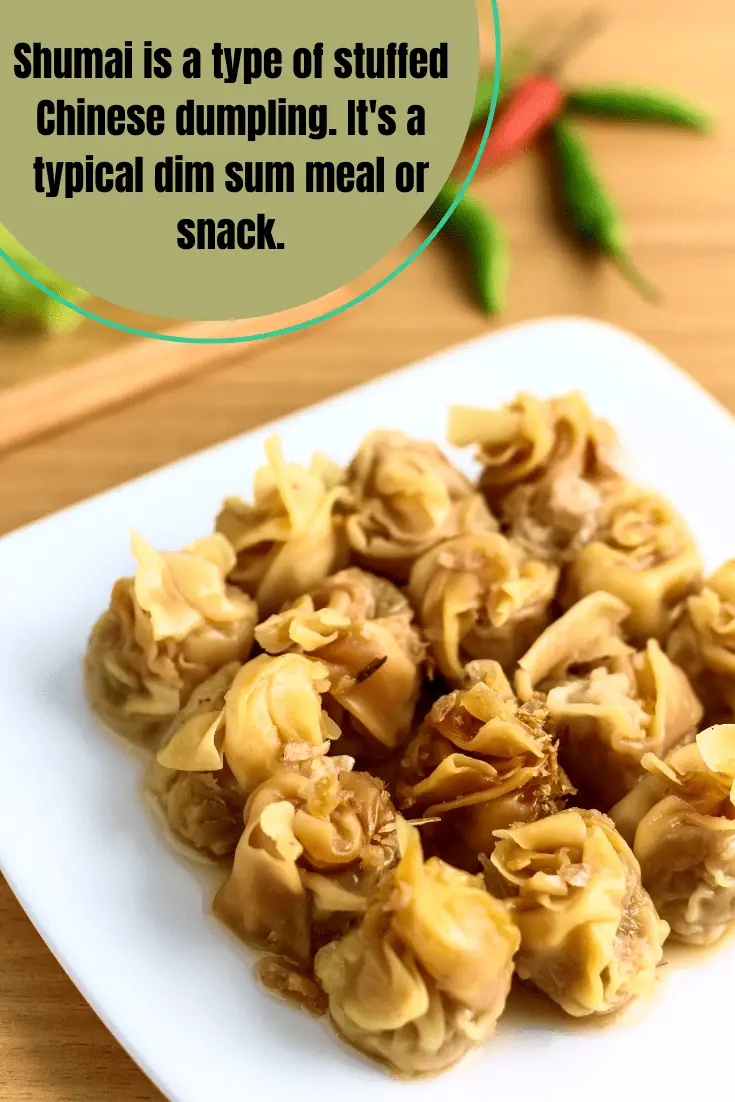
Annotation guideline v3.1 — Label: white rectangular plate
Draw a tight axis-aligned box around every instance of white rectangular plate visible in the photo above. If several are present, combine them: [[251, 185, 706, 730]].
[[1, 317, 734, 1102]]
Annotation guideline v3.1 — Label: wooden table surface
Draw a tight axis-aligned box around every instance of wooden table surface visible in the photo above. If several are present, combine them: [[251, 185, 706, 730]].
[[2, 1, 734, 1097]]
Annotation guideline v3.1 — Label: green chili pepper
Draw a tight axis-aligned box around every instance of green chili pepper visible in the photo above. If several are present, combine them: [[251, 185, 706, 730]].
[[567, 85, 712, 132], [427, 181, 509, 315], [471, 71, 502, 129], [0, 225, 88, 332], [550, 117, 658, 302]]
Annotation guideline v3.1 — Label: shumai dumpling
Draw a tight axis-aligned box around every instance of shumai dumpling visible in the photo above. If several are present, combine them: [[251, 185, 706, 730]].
[[546, 640, 703, 809], [215, 436, 348, 616], [315, 822, 519, 1076], [85, 532, 257, 742], [490, 809, 668, 1017], [610, 725, 735, 946], [156, 652, 340, 796], [307, 565, 412, 622], [409, 532, 559, 684], [344, 429, 496, 582], [398, 665, 572, 868], [565, 485, 702, 641], [255, 568, 425, 755], [448, 392, 621, 562], [214, 758, 398, 965], [147, 662, 246, 859], [667, 559, 735, 718], [515, 590, 633, 700]]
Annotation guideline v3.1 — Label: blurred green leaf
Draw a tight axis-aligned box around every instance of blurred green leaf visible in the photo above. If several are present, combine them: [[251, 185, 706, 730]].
[[0, 224, 89, 332]]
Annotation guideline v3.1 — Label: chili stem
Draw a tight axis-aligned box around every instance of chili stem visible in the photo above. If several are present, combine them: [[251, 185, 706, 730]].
[[613, 253, 660, 304], [541, 9, 607, 73]]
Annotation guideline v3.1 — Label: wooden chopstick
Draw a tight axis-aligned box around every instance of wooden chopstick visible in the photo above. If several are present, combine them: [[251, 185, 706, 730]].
[[0, 285, 354, 456]]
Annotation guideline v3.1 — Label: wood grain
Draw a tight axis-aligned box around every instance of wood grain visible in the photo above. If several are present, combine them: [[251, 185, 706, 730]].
[[2, 1, 734, 1097], [0, 286, 356, 455]]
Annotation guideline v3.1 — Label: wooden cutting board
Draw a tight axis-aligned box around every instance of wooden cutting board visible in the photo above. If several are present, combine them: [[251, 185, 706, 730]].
[[0, 285, 356, 455]]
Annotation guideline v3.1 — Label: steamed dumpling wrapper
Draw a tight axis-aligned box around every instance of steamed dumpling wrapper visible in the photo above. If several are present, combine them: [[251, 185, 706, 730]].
[[224, 654, 343, 791], [156, 653, 341, 794], [566, 485, 702, 641], [546, 640, 703, 809], [308, 566, 412, 622], [85, 532, 257, 742], [610, 726, 735, 845], [515, 590, 632, 701], [667, 560, 735, 717], [448, 392, 621, 562], [255, 569, 425, 754], [448, 392, 618, 499], [214, 759, 398, 965], [398, 668, 572, 867], [490, 809, 668, 1017], [610, 726, 735, 945], [147, 663, 246, 859], [215, 436, 348, 616], [314, 822, 519, 1076], [409, 532, 559, 684], [344, 430, 496, 582], [463, 658, 516, 697]]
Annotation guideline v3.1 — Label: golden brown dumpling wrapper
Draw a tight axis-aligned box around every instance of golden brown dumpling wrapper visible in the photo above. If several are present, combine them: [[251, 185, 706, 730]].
[[85, 532, 257, 743], [214, 758, 398, 966], [667, 559, 735, 717], [610, 726, 735, 945], [409, 532, 559, 684], [546, 640, 703, 809], [156, 652, 340, 794], [515, 590, 632, 701], [606, 771, 668, 849], [255, 569, 425, 755], [490, 809, 668, 1017], [147, 663, 246, 859], [463, 658, 516, 697], [448, 392, 621, 562], [449, 391, 617, 497], [215, 436, 348, 616], [314, 822, 519, 1076], [344, 429, 496, 581], [308, 566, 411, 622], [565, 485, 702, 641], [398, 668, 572, 867]]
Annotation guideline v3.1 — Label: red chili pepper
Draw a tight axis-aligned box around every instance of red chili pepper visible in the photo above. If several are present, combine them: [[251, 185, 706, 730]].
[[465, 74, 565, 175], [456, 10, 604, 178]]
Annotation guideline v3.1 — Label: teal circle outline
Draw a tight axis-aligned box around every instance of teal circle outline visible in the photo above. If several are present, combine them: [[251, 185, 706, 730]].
[[0, 2, 500, 344]]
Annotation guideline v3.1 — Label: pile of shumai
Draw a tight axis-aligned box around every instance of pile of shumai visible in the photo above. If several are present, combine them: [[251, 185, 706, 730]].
[[84, 394, 735, 1077]]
